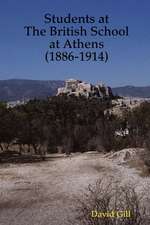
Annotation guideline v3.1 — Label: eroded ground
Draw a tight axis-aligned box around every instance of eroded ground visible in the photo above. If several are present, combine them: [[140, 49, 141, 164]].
[[0, 151, 150, 225]]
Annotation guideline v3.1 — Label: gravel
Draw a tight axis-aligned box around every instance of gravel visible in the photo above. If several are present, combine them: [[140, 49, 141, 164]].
[[0, 150, 150, 225]]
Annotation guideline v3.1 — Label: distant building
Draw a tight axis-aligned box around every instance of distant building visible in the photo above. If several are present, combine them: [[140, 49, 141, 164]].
[[57, 79, 113, 98], [7, 99, 29, 108]]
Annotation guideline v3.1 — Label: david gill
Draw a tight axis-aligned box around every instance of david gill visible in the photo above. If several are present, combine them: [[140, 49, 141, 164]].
[[91, 210, 131, 218]]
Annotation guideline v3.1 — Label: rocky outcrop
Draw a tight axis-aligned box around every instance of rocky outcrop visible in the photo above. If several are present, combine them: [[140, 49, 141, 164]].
[[57, 79, 113, 98]]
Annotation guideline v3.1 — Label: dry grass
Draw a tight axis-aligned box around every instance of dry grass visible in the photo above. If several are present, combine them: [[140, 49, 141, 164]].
[[75, 177, 150, 225], [0, 152, 150, 225], [128, 159, 150, 177]]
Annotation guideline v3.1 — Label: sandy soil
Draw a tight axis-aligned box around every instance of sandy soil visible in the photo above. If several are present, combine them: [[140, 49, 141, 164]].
[[0, 151, 150, 225]]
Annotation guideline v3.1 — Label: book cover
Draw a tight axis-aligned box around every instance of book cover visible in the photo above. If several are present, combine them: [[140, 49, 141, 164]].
[[0, 1, 150, 225]]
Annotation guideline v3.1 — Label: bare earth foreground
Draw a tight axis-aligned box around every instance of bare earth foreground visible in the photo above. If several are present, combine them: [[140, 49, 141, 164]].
[[0, 151, 150, 225]]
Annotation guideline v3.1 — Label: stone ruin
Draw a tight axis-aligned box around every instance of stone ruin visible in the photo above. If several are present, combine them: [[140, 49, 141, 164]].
[[57, 79, 113, 98]]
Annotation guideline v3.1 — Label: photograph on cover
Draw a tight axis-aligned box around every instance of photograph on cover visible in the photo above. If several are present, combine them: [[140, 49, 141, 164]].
[[0, 0, 150, 225]]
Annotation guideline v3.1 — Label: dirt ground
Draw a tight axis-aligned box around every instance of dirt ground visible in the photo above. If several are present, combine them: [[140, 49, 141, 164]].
[[0, 151, 150, 225]]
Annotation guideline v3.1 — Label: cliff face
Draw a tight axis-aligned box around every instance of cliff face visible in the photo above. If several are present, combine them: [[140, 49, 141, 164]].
[[57, 79, 113, 98]]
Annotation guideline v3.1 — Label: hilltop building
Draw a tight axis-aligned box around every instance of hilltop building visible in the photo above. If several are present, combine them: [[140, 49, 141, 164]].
[[57, 79, 113, 98]]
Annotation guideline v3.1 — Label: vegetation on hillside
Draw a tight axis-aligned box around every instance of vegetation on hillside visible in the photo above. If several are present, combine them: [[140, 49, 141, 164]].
[[1, 96, 150, 158], [0, 96, 116, 154]]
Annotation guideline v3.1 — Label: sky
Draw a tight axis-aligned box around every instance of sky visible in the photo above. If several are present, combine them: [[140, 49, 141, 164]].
[[0, 0, 150, 87]]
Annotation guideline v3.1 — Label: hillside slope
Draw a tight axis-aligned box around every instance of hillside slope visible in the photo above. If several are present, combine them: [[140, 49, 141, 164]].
[[112, 86, 150, 98], [0, 79, 64, 101], [0, 80, 150, 101]]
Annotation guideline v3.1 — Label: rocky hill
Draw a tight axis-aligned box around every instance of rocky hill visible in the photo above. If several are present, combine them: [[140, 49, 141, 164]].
[[57, 79, 113, 98], [0, 79, 150, 102]]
